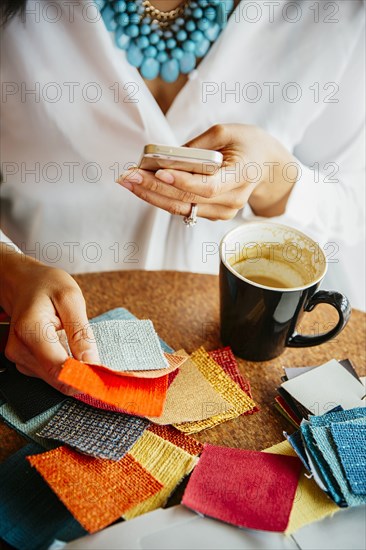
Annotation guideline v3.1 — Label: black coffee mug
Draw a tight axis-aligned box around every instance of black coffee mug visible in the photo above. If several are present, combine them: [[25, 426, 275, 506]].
[[219, 222, 351, 361]]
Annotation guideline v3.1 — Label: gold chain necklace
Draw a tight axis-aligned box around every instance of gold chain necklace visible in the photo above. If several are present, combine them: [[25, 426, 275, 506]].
[[142, 0, 190, 26]]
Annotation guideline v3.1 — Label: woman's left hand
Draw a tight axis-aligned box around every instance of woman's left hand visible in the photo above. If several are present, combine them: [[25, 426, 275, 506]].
[[116, 123, 298, 220]]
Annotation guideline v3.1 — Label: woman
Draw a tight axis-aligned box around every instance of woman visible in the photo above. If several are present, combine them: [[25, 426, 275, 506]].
[[0, 0, 364, 393]]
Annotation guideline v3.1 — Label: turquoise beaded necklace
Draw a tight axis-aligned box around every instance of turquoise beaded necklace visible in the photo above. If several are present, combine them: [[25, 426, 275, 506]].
[[96, 0, 234, 82]]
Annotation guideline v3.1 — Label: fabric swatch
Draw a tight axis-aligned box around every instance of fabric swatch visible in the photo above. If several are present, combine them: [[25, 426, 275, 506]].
[[331, 419, 366, 495], [208, 347, 252, 398], [27, 446, 163, 533], [109, 352, 186, 378], [174, 347, 256, 434], [309, 406, 366, 428], [147, 351, 232, 425], [285, 429, 311, 471], [0, 402, 64, 450], [275, 395, 302, 426], [0, 353, 67, 421], [0, 443, 86, 550], [300, 421, 345, 506], [208, 347, 259, 415], [124, 430, 197, 520], [87, 319, 168, 372], [310, 424, 366, 507], [147, 424, 203, 456], [58, 358, 168, 416], [263, 440, 339, 534], [89, 307, 174, 354], [38, 399, 149, 460], [182, 443, 302, 532]]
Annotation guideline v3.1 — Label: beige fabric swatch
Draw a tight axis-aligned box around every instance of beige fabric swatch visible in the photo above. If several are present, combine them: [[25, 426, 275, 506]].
[[147, 351, 232, 425], [123, 430, 197, 520], [174, 347, 256, 434]]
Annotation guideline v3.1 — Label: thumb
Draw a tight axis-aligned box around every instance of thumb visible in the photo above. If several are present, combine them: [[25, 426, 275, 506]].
[[184, 124, 232, 151], [55, 289, 100, 364]]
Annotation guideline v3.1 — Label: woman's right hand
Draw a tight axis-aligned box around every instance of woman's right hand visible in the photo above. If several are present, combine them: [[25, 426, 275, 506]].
[[0, 244, 100, 394]]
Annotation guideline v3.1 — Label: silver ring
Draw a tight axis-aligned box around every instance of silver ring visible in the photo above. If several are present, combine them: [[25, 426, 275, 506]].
[[183, 203, 198, 227]]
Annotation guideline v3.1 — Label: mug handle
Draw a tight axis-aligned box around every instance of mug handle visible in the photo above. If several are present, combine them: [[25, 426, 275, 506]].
[[286, 290, 351, 348]]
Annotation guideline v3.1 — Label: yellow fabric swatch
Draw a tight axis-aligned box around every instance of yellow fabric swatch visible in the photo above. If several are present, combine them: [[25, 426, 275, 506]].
[[147, 351, 232, 425], [124, 430, 197, 519], [174, 347, 256, 434], [263, 440, 340, 534]]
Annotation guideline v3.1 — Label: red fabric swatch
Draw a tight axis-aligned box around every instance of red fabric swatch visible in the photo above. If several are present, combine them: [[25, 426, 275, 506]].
[[59, 358, 168, 417], [208, 347, 259, 414], [147, 424, 203, 456], [182, 444, 302, 532]]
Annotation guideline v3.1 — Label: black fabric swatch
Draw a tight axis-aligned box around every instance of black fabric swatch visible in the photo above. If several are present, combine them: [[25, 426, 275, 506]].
[[0, 354, 67, 421]]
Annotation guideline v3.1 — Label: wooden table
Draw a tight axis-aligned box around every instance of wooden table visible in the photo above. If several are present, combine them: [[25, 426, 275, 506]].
[[1, 270, 365, 462]]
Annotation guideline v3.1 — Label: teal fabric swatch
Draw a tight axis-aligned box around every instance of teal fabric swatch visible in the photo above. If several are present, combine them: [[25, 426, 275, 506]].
[[310, 423, 366, 506], [0, 402, 63, 449], [300, 422, 345, 506], [331, 418, 366, 495], [0, 443, 86, 550]]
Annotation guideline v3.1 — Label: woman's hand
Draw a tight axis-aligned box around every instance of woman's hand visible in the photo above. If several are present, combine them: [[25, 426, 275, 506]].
[[0, 244, 99, 394], [116, 124, 298, 220]]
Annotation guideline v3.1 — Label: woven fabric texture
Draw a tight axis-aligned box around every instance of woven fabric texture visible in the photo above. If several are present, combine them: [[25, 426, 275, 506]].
[[331, 419, 366, 495], [0, 354, 67, 421], [111, 352, 186, 378], [182, 443, 302, 532], [311, 424, 366, 507], [208, 347, 259, 415], [263, 440, 339, 534], [147, 351, 232, 425], [0, 443, 86, 550], [309, 407, 366, 428], [286, 429, 311, 471], [89, 319, 168, 372], [300, 422, 344, 506], [90, 308, 174, 354], [38, 399, 149, 460], [147, 424, 203, 456], [174, 347, 256, 434], [58, 358, 168, 416], [0, 402, 64, 450], [124, 430, 197, 520], [27, 446, 163, 533]]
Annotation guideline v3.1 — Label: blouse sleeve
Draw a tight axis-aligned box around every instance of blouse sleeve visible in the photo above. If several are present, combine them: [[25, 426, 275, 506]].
[[282, 25, 365, 247]]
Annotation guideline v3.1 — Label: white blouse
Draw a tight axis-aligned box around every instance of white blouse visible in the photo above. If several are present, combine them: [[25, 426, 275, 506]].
[[1, 1, 365, 309]]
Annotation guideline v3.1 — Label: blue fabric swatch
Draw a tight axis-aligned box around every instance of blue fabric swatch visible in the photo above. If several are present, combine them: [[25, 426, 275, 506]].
[[300, 422, 345, 506], [285, 429, 311, 472], [331, 419, 366, 496], [0, 443, 86, 550], [309, 407, 366, 428]]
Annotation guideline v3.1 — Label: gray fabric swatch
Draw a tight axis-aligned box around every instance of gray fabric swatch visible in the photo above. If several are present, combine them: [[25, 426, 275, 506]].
[[90, 319, 169, 372], [38, 399, 150, 460]]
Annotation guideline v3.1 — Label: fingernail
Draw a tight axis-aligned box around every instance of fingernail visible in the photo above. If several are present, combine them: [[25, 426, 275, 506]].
[[117, 171, 143, 184], [155, 170, 175, 184]]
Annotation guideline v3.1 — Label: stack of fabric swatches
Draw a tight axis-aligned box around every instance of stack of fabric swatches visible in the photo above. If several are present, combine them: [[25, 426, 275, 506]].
[[0, 307, 258, 549], [286, 407, 366, 508], [274, 358, 364, 427]]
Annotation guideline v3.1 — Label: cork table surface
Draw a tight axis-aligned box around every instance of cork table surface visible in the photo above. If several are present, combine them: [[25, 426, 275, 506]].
[[1, 270, 365, 463]]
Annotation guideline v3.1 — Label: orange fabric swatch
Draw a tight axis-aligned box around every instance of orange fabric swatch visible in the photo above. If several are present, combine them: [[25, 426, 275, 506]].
[[147, 424, 203, 456], [27, 446, 163, 533], [58, 358, 168, 416]]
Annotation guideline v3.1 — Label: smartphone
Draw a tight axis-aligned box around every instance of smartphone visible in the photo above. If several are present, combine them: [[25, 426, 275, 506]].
[[139, 144, 223, 175]]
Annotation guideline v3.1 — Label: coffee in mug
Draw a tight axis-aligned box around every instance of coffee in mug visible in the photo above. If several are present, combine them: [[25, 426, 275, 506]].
[[219, 222, 351, 361]]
